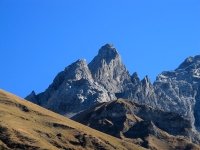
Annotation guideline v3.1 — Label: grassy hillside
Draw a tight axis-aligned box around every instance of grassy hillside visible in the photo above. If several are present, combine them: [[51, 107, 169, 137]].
[[0, 89, 145, 150]]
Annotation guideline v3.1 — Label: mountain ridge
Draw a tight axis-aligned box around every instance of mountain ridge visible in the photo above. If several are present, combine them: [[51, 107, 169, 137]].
[[25, 43, 200, 143]]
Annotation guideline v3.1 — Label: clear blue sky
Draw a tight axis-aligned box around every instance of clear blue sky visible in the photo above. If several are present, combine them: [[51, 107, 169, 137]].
[[0, 0, 199, 98]]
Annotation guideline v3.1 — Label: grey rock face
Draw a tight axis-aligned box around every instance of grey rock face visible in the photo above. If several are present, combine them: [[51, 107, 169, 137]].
[[26, 44, 131, 118], [121, 55, 200, 133], [25, 91, 37, 104], [123, 74, 158, 108], [153, 55, 200, 130], [88, 44, 131, 96], [26, 44, 133, 117], [26, 59, 111, 117]]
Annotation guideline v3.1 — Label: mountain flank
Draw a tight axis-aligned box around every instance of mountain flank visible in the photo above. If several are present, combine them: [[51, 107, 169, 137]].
[[76, 98, 200, 150], [0, 89, 145, 150]]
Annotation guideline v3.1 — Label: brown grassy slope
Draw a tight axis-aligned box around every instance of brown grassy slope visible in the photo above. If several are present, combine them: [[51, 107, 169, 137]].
[[0, 89, 146, 150], [76, 99, 200, 150]]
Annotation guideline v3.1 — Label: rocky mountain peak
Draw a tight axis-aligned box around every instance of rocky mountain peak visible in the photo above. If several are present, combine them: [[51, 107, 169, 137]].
[[152, 54, 200, 133], [131, 72, 140, 84], [132, 72, 139, 78], [65, 59, 87, 70], [30, 90, 36, 95], [141, 75, 151, 85], [95, 43, 120, 65], [64, 58, 93, 82], [25, 90, 37, 104], [176, 55, 200, 71], [88, 43, 131, 94], [99, 43, 116, 51]]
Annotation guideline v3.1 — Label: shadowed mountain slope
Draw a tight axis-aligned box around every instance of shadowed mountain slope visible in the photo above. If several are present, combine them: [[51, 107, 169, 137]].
[[0, 89, 145, 150], [76, 99, 200, 150]]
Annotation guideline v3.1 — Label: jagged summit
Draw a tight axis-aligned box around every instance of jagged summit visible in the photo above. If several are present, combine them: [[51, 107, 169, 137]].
[[131, 72, 140, 84], [65, 58, 87, 69], [153, 54, 200, 132], [88, 43, 131, 94], [98, 43, 117, 50], [64, 58, 93, 81], [176, 54, 200, 71], [100, 43, 115, 49], [104, 43, 114, 47], [94, 43, 120, 65], [132, 72, 139, 78], [25, 90, 37, 104], [141, 75, 150, 84]]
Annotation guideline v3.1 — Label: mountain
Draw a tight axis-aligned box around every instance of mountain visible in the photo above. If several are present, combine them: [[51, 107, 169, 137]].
[[26, 59, 111, 118], [88, 44, 131, 95], [0, 89, 145, 150], [26, 44, 132, 118], [75, 98, 200, 149], [123, 55, 200, 132], [25, 43, 200, 141], [155, 55, 200, 131]]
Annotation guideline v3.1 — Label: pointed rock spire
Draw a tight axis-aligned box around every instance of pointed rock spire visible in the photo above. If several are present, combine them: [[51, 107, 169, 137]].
[[64, 59, 93, 82], [88, 43, 131, 94], [97, 43, 120, 64], [176, 55, 200, 71], [131, 72, 140, 84], [142, 75, 150, 85], [25, 90, 37, 104]]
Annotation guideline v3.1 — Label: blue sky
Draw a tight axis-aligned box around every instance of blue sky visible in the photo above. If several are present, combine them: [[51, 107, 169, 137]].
[[0, 0, 200, 98]]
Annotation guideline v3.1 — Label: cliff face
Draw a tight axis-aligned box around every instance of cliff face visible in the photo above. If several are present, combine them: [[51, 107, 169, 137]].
[[154, 55, 200, 131], [88, 44, 131, 96], [25, 44, 200, 134], [26, 59, 112, 117]]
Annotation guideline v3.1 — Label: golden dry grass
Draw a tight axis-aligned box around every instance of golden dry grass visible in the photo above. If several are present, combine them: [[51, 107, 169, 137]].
[[0, 89, 146, 150]]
